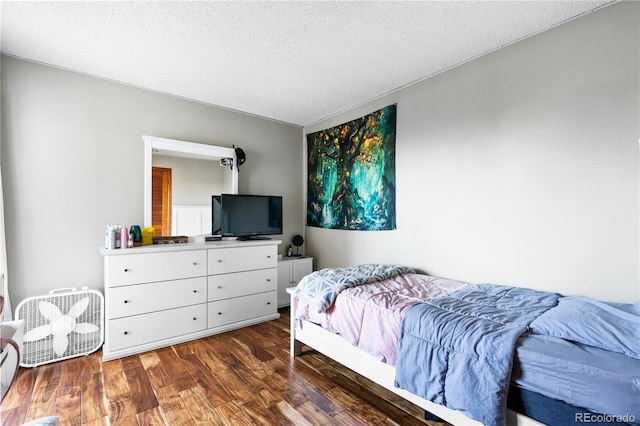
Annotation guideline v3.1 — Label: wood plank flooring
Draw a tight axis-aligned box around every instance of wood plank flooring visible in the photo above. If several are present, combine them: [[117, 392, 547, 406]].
[[1, 308, 446, 426]]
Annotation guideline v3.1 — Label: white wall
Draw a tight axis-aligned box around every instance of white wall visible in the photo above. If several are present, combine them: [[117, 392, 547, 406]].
[[1, 57, 303, 305], [152, 154, 227, 205], [304, 2, 639, 302]]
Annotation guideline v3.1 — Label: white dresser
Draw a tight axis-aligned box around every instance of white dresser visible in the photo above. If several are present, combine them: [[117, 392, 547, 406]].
[[100, 240, 280, 361]]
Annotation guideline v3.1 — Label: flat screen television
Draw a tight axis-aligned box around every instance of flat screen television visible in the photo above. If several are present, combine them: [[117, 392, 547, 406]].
[[212, 194, 283, 240]]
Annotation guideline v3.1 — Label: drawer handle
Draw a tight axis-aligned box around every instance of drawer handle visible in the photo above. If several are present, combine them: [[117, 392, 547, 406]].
[[267, 255, 271, 258], [266, 279, 271, 282], [193, 290, 197, 293], [123, 331, 129, 335], [267, 302, 271, 305], [217, 286, 222, 289], [124, 268, 130, 272], [123, 300, 129, 304], [217, 259, 223, 263], [218, 312, 222, 315], [193, 317, 197, 321], [193, 262, 198, 266]]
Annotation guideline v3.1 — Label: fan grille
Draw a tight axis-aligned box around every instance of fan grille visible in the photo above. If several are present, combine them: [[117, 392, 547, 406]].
[[16, 289, 104, 367]]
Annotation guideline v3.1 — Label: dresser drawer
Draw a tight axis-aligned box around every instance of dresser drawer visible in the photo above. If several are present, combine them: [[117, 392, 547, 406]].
[[208, 245, 276, 274], [108, 304, 207, 351], [108, 277, 207, 319], [207, 291, 277, 328], [208, 269, 277, 302], [106, 250, 207, 287]]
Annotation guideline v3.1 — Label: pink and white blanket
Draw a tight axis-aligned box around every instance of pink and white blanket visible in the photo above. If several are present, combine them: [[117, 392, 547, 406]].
[[294, 273, 469, 365]]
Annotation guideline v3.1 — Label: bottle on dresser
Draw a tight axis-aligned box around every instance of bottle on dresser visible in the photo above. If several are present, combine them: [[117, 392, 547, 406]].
[[120, 226, 128, 249], [105, 225, 117, 250]]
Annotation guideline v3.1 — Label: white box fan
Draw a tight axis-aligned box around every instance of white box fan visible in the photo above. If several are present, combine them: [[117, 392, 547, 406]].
[[15, 287, 104, 367]]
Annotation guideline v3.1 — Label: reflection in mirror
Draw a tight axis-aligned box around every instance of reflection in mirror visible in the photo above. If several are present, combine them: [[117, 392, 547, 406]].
[[143, 136, 238, 237]]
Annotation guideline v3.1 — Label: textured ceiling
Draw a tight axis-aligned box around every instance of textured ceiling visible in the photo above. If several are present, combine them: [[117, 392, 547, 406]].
[[0, 1, 614, 127]]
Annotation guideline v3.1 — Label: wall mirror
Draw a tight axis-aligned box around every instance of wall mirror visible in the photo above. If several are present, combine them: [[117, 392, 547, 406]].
[[143, 135, 238, 237]]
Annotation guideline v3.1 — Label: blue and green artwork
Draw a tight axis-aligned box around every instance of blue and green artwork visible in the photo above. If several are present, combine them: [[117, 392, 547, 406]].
[[306, 105, 397, 231]]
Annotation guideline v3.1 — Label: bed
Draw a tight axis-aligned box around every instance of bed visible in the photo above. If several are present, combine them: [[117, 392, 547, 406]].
[[288, 264, 640, 426]]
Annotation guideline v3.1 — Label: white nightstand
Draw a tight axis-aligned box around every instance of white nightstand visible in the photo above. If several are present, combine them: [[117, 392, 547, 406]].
[[277, 257, 313, 307]]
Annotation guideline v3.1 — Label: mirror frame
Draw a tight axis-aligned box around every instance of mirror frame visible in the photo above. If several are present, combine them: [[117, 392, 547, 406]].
[[143, 135, 238, 229]]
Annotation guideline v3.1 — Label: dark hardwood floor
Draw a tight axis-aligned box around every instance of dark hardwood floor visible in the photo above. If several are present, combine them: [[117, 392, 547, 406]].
[[1, 308, 446, 425]]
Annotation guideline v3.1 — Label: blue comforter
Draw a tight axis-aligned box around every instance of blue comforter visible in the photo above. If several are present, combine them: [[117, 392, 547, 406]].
[[292, 264, 415, 313], [394, 284, 559, 426]]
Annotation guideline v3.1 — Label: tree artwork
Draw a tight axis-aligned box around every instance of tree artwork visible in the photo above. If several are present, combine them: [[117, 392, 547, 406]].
[[306, 105, 397, 231]]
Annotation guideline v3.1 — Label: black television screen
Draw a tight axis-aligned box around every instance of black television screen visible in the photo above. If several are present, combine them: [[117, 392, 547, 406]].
[[215, 194, 282, 240]]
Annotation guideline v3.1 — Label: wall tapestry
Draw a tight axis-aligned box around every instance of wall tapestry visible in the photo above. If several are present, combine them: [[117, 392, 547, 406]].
[[307, 104, 397, 230]]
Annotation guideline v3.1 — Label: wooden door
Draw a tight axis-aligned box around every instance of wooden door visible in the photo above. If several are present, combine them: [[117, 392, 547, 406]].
[[152, 167, 172, 236]]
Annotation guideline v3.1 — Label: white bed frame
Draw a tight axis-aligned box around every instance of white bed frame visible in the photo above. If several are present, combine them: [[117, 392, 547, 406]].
[[288, 291, 544, 426]]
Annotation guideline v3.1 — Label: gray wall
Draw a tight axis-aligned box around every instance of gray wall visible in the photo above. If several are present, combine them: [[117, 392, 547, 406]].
[[2, 2, 638, 306], [304, 2, 639, 302], [1, 56, 303, 305]]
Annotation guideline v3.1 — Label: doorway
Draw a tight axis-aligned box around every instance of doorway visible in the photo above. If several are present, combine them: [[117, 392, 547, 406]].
[[152, 166, 172, 236]]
